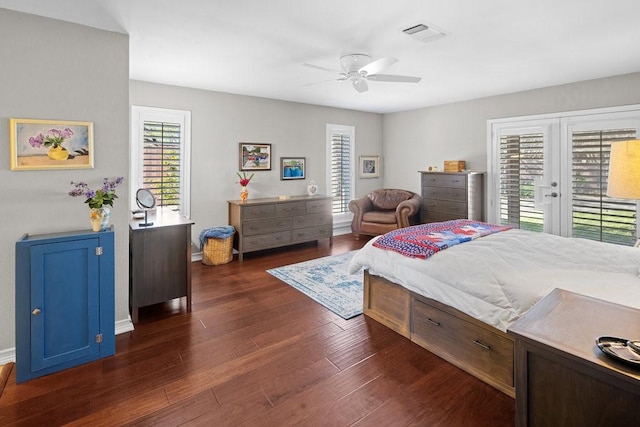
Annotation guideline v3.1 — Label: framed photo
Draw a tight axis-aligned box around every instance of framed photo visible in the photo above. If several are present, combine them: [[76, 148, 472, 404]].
[[239, 143, 271, 171], [10, 118, 94, 170], [280, 157, 305, 180], [359, 155, 380, 178]]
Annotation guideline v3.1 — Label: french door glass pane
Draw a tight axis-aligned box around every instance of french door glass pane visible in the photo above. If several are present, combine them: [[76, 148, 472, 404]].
[[571, 128, 636, 245], [499, 133, 544, 231]]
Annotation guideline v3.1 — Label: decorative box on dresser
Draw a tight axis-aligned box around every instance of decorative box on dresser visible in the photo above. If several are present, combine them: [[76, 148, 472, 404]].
[[228, 195, 333, 262], [508, 289, 640, 427], [419, 171, 484, 223], [129, 207, 194, 323]]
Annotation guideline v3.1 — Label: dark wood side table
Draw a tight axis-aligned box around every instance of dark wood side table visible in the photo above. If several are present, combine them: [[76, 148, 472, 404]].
[[508, 289, 640, 426], [129, 207, 194, 323]]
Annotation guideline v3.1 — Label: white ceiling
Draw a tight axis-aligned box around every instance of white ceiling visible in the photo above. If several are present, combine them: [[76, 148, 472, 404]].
[[2, 0, 640, 113]]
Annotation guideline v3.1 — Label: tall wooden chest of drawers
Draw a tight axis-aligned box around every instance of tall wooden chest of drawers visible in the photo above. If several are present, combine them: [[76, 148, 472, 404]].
[[419, 171, 484, 223], [228, 195, 333, 261]]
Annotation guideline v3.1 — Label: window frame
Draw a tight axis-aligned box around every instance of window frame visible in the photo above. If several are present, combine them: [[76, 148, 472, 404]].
[[130, 106, 192, 217], [326, 124, 355, 222]]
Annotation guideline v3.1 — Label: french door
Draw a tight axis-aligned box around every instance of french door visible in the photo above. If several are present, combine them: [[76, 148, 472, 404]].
[[488, 107, 640, 245]]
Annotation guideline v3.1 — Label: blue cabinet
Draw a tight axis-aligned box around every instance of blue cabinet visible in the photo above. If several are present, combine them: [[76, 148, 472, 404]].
[[15, 228, 115, 383]]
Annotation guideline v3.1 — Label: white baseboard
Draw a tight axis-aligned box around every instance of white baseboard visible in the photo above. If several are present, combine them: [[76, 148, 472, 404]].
[[333, 221, 352, 236], [0, 318, 135, 364], [0, 347, 15, 365], [115, 318, 135, 335]]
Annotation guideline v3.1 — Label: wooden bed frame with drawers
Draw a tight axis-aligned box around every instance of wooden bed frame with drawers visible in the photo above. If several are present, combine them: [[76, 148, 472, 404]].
[[363, 270, 515, 397]]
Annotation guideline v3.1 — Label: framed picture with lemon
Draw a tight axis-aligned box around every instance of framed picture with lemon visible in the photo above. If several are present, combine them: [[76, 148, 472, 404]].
[[9, 118, 94, 170]]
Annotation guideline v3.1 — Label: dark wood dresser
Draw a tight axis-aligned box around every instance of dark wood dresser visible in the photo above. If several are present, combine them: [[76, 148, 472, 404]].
[[129, 207, 194, 323], [508, 289, 640, 426], [419, 171, 484, 223]]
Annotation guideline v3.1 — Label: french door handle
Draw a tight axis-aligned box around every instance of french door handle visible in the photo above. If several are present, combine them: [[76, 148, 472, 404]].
[[545, 192, 558, 198]]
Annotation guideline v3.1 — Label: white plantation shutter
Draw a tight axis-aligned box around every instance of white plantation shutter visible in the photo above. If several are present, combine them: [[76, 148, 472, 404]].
[[142, 121, 181, 208], [326, 124, 354, 215], [571, 128, 637, 245], [330, 132, 352, 214], [499, 133, 544, 231]]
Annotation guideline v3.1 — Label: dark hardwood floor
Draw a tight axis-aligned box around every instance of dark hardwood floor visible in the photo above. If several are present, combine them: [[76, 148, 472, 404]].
[[0, 234, 514, 426]]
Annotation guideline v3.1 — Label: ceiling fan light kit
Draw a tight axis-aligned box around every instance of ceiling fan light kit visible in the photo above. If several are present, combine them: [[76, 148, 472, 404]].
[[304, 53, 421, 93]]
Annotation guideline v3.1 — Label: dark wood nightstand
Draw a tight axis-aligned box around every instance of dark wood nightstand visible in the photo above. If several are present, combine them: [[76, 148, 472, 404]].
[[508, 289, 640, 426]]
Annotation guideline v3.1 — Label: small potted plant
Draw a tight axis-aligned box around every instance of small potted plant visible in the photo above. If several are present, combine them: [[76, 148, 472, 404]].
[[69, 177, 124, 231]]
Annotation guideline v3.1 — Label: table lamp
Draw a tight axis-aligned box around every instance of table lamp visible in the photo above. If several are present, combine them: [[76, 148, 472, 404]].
[[606, 139, 640, 246]]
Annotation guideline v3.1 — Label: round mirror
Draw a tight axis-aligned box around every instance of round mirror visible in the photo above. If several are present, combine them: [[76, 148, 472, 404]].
[[135, 188, 156, 227], [136, 188, 156, 210]]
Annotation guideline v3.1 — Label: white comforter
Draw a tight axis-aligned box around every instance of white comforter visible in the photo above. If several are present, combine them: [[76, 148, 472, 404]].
[[348, 229, 640, 332]]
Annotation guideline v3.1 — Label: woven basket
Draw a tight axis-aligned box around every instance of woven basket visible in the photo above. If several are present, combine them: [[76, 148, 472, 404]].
[[202, 235, 234, 265]]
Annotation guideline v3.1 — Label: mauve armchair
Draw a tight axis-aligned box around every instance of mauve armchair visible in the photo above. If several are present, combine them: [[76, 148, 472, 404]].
[[348, 189, 421, 240]]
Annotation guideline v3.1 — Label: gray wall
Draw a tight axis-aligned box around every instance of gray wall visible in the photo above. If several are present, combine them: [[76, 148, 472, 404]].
[[383, 72, 640, 194], [130, 81, 383, 243], [0, 9, 129, 354]]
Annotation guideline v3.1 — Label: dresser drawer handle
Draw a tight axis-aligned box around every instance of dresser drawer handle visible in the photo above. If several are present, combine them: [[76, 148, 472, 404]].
[[425, 318, 441, 327], [473, 340, 491, 351]]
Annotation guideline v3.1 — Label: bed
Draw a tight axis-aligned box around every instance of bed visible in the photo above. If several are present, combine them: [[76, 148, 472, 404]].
[[348, 221, 640, 396]]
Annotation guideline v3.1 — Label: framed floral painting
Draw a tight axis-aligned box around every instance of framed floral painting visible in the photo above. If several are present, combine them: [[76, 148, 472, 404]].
[[239, 142, 271, 171], [10, 118, 94, 170]]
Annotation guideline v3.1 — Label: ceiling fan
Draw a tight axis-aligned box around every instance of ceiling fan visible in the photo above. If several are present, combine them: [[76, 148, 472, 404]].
[[303, 53, 421, 93]]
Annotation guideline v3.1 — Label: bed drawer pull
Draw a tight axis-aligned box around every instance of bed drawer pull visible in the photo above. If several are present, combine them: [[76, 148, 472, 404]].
[[473, 340, 491, 350], [425, 318, 441, 326]]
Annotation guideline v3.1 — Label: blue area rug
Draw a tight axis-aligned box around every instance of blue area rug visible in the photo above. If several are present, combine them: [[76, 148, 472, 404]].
[[266, 251, 363, 319]]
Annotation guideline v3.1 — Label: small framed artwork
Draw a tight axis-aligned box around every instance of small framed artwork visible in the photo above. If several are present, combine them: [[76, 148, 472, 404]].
[[239, 142, 271, 171], [359, 155, 380, 178], [9, 118, 94, 170], [281, 157, 306, 180]]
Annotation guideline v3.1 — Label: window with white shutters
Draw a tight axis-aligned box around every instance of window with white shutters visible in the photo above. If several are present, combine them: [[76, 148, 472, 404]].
[[327, 125, 354, 215], [131, 106, 191, 216], [571, 128, 637, 245], [499, 133, 544, 231]]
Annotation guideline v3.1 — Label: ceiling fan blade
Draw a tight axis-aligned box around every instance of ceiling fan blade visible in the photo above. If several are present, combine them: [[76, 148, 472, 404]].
[[359, 56, 398, 76], [303, 63, 342, 74], [352, 78, 368, 93], [367, 74, 421, 83]]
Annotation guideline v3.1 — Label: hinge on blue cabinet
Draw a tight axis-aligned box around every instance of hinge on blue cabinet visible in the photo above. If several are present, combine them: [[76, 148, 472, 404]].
[[96, 333, 103, 343], [95, 246, 103, 256]]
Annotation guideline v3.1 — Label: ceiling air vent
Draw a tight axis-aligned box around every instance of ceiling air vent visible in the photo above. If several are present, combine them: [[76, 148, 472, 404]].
[[402, 23, 446, 43]]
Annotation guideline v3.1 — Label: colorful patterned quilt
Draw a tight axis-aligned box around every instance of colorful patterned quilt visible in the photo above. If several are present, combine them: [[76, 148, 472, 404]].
[[372, 219, 511, 259]]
